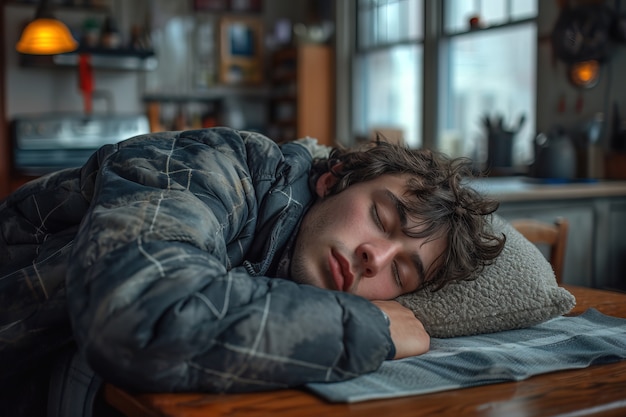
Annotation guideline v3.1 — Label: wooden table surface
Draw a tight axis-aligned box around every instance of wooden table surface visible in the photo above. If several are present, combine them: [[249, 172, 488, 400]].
[[104, 285, 626, 417]]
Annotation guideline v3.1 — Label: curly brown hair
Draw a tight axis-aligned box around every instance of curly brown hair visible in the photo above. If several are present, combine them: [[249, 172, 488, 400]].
[[310, 140, 505, 291]]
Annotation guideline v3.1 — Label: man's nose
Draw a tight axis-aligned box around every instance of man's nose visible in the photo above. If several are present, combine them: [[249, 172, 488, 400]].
[[356, 241, 399, 277]]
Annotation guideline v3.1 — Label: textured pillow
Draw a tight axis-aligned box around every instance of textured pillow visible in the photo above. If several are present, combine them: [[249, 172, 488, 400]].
[[396, 214, 576, 338]]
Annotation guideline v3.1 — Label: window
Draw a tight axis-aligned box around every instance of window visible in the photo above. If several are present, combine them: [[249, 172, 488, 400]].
[[354, 0, 423, 148], [352, 0, 537, 168], [441, 0, 537, 166]]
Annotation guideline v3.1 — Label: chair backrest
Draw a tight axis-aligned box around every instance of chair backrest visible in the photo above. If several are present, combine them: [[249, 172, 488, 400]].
[[510, 218, 569, 284]]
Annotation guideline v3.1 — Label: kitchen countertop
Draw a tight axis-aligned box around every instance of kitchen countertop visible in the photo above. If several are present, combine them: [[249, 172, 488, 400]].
[[469, 177, 626, 202]]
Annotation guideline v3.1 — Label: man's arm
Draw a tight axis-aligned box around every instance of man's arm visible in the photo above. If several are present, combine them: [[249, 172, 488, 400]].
[[65, 130, 394, 393]]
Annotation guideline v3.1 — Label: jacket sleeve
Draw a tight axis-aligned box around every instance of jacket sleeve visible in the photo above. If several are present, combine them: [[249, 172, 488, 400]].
[[66, 129, 394, 393]]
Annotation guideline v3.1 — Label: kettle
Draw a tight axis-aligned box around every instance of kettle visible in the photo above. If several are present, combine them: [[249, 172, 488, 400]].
[[531, 127, 577, 179]]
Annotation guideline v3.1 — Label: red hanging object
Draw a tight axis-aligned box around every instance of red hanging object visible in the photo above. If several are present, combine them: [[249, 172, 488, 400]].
[[79, 53, 94, 114], [575, 93, 584, 114], [557, 94, 566, 113]]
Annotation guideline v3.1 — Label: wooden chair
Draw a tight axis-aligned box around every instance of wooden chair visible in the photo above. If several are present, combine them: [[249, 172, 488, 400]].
[[510, 218, 569, 284]]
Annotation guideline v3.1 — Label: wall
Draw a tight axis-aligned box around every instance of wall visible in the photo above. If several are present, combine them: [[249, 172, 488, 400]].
[[1, 0, 312, 198], [3, 0, 309, 120], [536, 0, 626, 178]]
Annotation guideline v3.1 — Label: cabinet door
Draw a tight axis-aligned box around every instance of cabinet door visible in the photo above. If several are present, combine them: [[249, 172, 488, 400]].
[[297, 45, 333, 145], [496, 202, 595, 287], [608, 201, 626, 291]]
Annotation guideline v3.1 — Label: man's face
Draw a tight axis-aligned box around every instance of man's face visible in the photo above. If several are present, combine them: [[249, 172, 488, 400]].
[[289, 173, 446, 300]]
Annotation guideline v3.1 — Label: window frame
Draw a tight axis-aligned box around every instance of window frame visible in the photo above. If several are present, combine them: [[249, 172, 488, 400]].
[[339, 0, 537, 151], [352, 0, 425, 148]]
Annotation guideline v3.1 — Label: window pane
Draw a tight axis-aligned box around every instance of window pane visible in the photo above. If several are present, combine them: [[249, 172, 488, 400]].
[[354, 45, 422, 147], [445, 0, 536, 32], [445, 0, 477, 33], [402, 0, 423, 41], [358, 0, 422, 49], [439, 24, 536, 167], [357, 1, 375, 49], [511, 0, 537, 20], [386, 1, 403, 43], [479, 0, 507, 26]]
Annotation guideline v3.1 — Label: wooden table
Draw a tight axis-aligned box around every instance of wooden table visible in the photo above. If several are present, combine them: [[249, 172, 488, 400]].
[[104, 285, 626, 417]]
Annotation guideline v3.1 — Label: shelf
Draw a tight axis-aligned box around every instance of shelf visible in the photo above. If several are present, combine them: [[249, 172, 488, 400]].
[[270, 95, 296, 102], [143, 85, 271, 103], [268, 45, 333, 145], [20, 47, 157, 71], [272, 73, 296, 83], [7, 1, 110, 14], [270, 119, 296, 126]]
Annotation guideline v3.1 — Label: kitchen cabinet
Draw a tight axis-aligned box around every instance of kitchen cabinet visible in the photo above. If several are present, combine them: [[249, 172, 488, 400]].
[[475, 178, 626, 291], [496, 200, 595, 287], [606, 200, 626, 290], [268, 44, 333, 145]]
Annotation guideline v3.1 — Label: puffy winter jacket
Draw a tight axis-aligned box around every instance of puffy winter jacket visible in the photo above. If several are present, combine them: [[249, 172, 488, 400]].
[[0, 127, 393, 393]]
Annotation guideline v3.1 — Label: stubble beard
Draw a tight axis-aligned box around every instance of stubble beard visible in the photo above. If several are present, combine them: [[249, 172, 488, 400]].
[[288, 199, 333, 290]]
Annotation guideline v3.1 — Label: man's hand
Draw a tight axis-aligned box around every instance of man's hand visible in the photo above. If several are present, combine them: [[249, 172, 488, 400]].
[[372, 300, 430, 359]]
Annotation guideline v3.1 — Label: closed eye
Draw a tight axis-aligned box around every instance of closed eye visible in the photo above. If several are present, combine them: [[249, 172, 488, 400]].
[[392, 261, 402, 288], [372, 205, 403, 288], [371, 204, 384, 231]]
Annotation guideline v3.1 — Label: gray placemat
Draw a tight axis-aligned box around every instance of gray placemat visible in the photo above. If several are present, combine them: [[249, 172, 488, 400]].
[[307, 309, 626, 403]]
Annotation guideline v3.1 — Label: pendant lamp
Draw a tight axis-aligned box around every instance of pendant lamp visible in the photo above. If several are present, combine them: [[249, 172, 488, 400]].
[[16, 0, 78, 55]]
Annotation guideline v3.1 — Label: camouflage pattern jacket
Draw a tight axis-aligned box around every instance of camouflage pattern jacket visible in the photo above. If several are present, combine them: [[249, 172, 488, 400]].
[[0, 128, 393, 393]]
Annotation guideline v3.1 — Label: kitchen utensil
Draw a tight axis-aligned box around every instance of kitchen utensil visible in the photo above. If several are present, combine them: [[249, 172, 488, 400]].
[[482, 113, 526, 169]]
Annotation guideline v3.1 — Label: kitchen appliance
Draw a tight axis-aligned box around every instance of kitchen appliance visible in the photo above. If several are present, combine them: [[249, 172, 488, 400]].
[[12, 113, 149, 175], [530, 127, 577, 180]]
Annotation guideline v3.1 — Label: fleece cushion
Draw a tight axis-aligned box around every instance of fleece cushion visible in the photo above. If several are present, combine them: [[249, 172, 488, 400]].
[[396, 214, 576, 338]]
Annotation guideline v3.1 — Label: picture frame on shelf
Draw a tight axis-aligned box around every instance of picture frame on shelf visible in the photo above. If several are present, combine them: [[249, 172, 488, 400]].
[[219, 16, 264, 85]]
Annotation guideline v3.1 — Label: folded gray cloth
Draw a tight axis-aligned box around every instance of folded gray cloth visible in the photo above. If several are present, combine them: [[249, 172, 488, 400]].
[[307, 309, 626, 403]]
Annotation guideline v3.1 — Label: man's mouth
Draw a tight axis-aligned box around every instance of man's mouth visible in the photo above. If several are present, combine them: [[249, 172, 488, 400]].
[[329, 249, 354, 292]]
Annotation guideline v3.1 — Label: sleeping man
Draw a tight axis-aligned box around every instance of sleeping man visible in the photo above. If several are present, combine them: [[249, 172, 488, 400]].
[[0, 128, 504, 401]]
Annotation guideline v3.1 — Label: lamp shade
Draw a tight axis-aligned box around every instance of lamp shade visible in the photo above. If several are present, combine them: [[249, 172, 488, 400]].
[[16, 18, 78, 55]]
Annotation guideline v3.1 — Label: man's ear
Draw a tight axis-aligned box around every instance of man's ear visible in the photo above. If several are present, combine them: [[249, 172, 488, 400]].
[[315, 171, 339, 197]]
